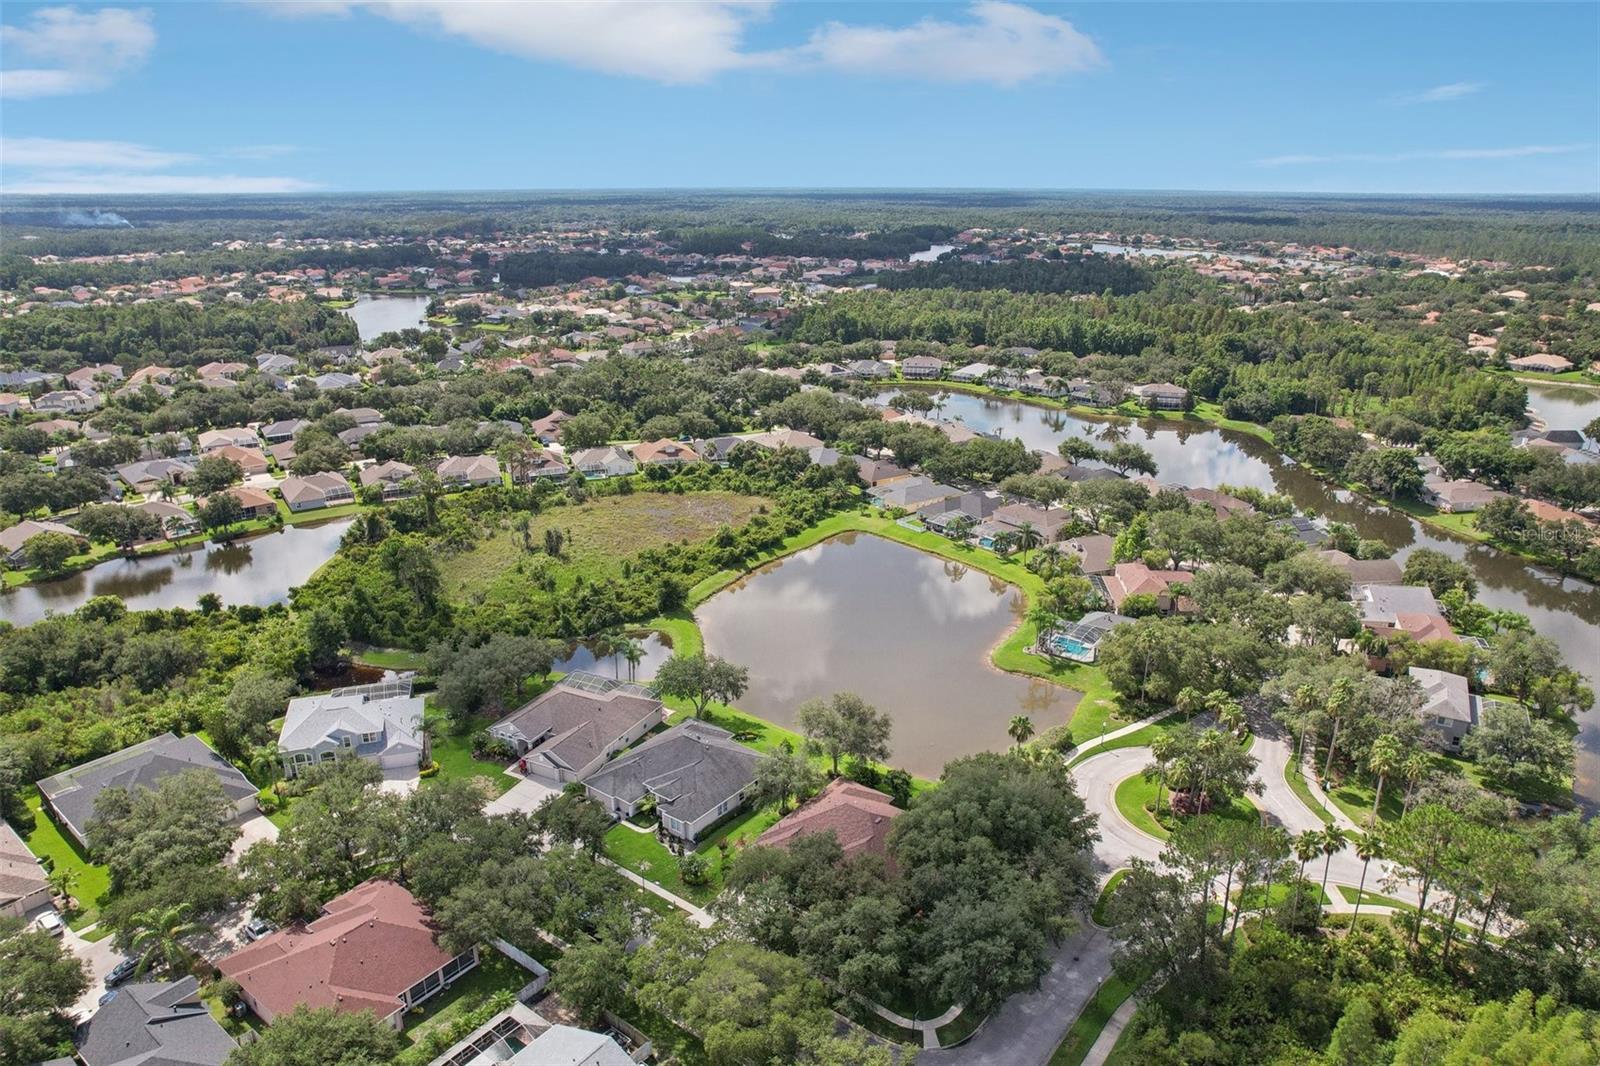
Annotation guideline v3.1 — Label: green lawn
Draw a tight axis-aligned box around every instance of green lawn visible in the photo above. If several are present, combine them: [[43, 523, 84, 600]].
[[1113, 773, 1259, 841], [21, 791, 108, 928], [934, 1005, 986, 1046], [400, 953, 527, 1048], [1283, 761, 1336, 825], [354, 646, 429, 671], [1335, 885, 1412, 911], [429, 727, 518, 797], [1093, 869, 1129, 926], [602, 800, 784, 907], [1237, 882, 1329, 910], [1048, 972, 1142, 1066]]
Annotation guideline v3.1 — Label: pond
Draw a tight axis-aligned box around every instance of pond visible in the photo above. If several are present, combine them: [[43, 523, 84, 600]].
[[1525, 381, 1600, 433], [0, 519, 352, 627], [909, 389, 1600, 809], [341, 293, 431, 341], [910, 244, 955, 262], [552, 631, 674, 682], [696, 532, 1076, 779]]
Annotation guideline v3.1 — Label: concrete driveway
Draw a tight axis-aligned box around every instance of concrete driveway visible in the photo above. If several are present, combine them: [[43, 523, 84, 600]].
[[227, 813, 279, 865], [378, 764, 420, 795], [485, 774, 561, 816], [60, 922, 127, 1022]]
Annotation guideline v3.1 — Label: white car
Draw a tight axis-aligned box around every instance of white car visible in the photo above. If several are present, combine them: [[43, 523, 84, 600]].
[[34, 910, 65, 937]]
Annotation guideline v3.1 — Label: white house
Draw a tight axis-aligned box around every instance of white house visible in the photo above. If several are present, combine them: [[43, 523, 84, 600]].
[[277, 676, 426, 777]]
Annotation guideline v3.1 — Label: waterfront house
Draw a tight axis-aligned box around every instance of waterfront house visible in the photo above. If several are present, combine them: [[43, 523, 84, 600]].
[[487, 673, 664, 784], [1129, 382, 1190, 410], [900, 355, 946, 380], [277, 676, 426, 778], [571, 446, 637, 479], [1099, 561, 1195, 614], [279, 471, 354, 512], [922, 490, 1004, 536], [1407, 667, 1480, 750], [205, 485, 277, 520], [846, 359, 894, 380], [950, 362, 995, 383], [1068, 378, 1121, 406], [1038, 610, 1135, 664], [133, 499, 199, 539], [0, 519, 86, 566], [1506, 353, 1573, 373], [631, 439, 700, 467], [1354, 583, 1457, 645], [756, 778, 902, 868], [115, 457, 195, 494], [1419, 475, 1510, 513], [36, 733, 258, 848], [437, 454, 503, 488], [1314, 549, 1403, 587], [218, 879, 477, 1030], [854, 457, 911, 487], [583, 720, 761, 843]]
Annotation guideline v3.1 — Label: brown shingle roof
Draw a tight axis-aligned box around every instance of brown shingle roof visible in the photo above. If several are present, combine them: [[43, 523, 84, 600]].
[[756, 778, 901, 868]]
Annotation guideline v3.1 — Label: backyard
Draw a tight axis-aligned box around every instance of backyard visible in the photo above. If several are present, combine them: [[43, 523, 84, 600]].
[[602, 802, 782, 906], [20, 790, 108, 929]]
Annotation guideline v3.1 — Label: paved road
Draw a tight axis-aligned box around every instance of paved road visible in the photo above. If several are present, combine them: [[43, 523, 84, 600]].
[[923, 923, 1115, 1066], [1071, 745, 1164, 871]]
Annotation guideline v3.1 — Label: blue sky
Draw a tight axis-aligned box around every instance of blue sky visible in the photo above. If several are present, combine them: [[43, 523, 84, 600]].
[[1, 2, 1596, 195]]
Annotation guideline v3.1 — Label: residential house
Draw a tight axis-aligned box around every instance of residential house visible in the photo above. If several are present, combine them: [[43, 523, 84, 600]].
[[1018, 369, 1068, 397], [517, 454, 571, 482], [1275, 515, 1329, 546], [78, 978, 236, 1066], [1420, 474, 1510, 513], [336, 406, 384, 425], [809, 361, 850, 381], [65, 363, 123, 392], [756, 778, 902, 869], [867, 476, 962, 513], [749, 428, 825, 452], [1067, 378, 1121, 406], [33, 389, 100, 414], [260, 418, 306, 444], [115, 457, 195, 494], [992, 501, 1073, 542], [1129, 382, 1190, 410], [1314, 549, 1403, 587], [694, 435, 748, 465], [196, 361, 246, 381], [277, 676, 426, 778], [36, 733, 258, 848], [0, 820, 50, 919], [900, 355, 946, 380], [256, 352, 298, 375], [529, 410, 571, 443], [631, 439, 700, 467], [1353, 583, 1457, 645], [1506, 353, 1573, 373], [218, 879, 478, 1029], [279, 471, 355, 512], [950, 362, 995, 383], [0, 393, 30, 416], [359, 459, 418, 498], [1038, 610, 1135, 664], [846, 359, 894, 380], [854, 457, 911, 487], [0, 519, 85, 566], [338, 423, 387, 451], [311, 372, 361, 391], [197, 428, 258, 454], [133, 499, 199, 539], [1184, 487, 1255, 519], [206, 486, 277, 520], [922, 490, 1003, 536], [487, 673, 665, 784], [212, 444, 270, 476], [1098, 561, 1195, 614], [1407, 667, 1480, 750], [571, 446, 637, 479], [509, 1025, 635, 1066], [583, 720, 761, 843], [437, 454, 503, 488]]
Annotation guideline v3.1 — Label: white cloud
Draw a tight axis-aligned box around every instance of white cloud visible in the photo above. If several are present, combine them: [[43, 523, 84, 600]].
[[260, 0, 1103, 87], [1397, 81, 1483, 104], [0, 6, 155, 98], [1256, 144, 1591, 166], [0, 137, 315, 194], [799, 1, 1104, 86], [264, 0, 778, 84]]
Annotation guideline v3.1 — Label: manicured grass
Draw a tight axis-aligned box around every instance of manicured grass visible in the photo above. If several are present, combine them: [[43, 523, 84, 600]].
[[1067, 713, 1185, 768], [429, 728, 518, 797], [443, 490, 769, 602], [1283, 760, 1335, 825], [1093, 869, 1129, 926], [1336, 885, 1412, 911], [21, 791, 108, 928], [354, 646, 429, 670], [1113, 773, 1259, 841], [400, 952, 527, 1048], [1048, 972, 1141, 1066], [602, 800, 786, 907], [1237, 882, 1329, 910]]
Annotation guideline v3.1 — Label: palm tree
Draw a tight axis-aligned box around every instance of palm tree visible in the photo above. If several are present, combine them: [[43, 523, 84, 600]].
[[1007, 715, 1034, 748], [1290, 684, 1320, 761], [1027, 602, 1060, 641], [1147, 731, 1179, 815], [1321, 677, 1355, 783], [1174, 686, 1207, 720], [620, 638, 645, 681], [948, 513, 977, 542], [590, 630, 621, 678], [1351, 832, 1383, 927], [130, 903, 203, 977], [1014, 520, 1041, 555], [1290, 830, 1322, 926], [1367, 735, 1405, 816], [1318, 827, 1346, 900], [1400, 752, 1431, 813]]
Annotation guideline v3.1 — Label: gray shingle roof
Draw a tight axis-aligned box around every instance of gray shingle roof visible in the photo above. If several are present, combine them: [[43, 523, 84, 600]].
[[78, 977, 236, 1066], [583, 720, 759, 824], [36, 733, 255, 844]]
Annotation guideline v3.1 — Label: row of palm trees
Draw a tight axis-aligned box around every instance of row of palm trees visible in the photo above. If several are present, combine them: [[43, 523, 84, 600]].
[[1286, 824, 1385, 927]]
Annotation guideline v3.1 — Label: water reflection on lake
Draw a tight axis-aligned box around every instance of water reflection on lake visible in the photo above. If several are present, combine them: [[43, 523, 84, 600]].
[[910, 244, 955, 262], [553, 631, 674, 681], [0, 520, 352, 627], [697, 533, 1076, 778], [341, 294, 430, 341], [1526, 382, 1600, 432], [911, 389, 1600, 808]]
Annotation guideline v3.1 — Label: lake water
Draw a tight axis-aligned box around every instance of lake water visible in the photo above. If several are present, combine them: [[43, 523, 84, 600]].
[[553, 631, 674, 681], [0, 520, 352, 627], [342, 294, 430, 341], [1526, 382, 1600, 432], [915, 389, 1600, 809], [696, 532, 1076, 778], [910, 244, 955, 262]]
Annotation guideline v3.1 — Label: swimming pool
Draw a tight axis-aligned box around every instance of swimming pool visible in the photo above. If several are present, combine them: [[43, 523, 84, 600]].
[[1049, 635, 1090, 657]]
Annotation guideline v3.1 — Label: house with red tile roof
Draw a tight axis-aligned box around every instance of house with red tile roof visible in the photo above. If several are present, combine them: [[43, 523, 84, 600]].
[[631, 439, 700, 466], [217, 880, 477, 1029], [1099, 561, 1195, 614], [756, 778, 902, 869]]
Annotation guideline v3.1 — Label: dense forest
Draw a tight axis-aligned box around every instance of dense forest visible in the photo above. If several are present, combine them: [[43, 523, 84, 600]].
[[872, 254, 1154, 295], [496, 250, 673, 289]]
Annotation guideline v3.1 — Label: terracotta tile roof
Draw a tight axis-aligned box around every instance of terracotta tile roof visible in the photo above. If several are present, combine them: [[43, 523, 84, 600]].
[[217, 880, 454, 1024], [756, 778, 901, 867]]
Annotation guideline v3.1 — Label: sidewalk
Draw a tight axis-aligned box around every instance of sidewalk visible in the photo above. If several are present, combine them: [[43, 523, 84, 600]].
[[869, 1001, 964, 1050], [597, 855, 715, 928]]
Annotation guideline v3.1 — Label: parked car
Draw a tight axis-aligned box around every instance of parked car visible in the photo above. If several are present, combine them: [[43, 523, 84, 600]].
[[242, 917, 276, 943], [33, 910, 64, 937], [105, 958, 139, 988]]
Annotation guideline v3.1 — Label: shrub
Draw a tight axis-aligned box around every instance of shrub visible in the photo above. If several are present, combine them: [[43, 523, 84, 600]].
[[679, 851, 712, 885]]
